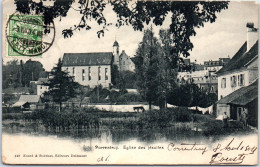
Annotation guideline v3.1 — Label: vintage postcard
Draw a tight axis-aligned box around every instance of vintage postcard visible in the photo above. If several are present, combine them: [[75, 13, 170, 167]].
[[2, 0, 258, 165]]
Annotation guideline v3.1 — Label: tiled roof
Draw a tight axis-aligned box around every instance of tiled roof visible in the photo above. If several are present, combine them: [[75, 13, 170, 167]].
[[120, 50, 132, 60], [217, 79, 258, 105], [120, 50, 127, 58], [62, 52, 113, 66], [19, 95, 41, 103], [195, 64, 205, 71], [216, 41, 258, 75], [36, 78, 49, 85]]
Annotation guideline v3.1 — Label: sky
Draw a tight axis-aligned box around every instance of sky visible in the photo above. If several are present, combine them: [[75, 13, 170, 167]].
[[3, 1, 259, 71]]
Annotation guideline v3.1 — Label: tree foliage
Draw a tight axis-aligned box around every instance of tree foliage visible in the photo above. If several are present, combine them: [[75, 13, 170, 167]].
[[3, 59, 45, 88], [3, 60, 21, 88], [23, 59, 45, 86], [167, 83, 217, 107], [14, 0, 228, 57], [135, 28, 161, 110], [45, 58, 79, 111]]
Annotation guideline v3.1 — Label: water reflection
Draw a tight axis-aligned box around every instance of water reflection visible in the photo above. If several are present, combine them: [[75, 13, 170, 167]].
[[2, 123, 221, 145]]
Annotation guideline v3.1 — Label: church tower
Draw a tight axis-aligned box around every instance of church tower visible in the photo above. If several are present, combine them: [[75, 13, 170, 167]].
[[113, 40, 120, 66]]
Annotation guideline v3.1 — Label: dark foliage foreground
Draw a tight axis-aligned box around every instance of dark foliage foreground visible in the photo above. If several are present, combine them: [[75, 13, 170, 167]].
[[3, 107, 252, 136]]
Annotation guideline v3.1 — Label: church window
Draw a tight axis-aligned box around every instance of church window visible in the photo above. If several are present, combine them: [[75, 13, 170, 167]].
[[88, 67, 91, 80], [105, 68, 108, 80], [98, 67, 101, 80], [72, 67, 75, 76], [82, 69, 85, 81]]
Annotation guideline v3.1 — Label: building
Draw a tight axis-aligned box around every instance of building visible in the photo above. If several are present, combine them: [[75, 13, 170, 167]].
[[204, 58, 230, 71], [216, 22, 258, 124], [113, 41, 135, 72], [177, 58, 229, 94], [62, 52, 113, 88], [62, 41, 135, 88], [36, 78, 49, 96], [13, 95, 44, 110], [119, 50, 135, 72], [216, 80, 257, 126]]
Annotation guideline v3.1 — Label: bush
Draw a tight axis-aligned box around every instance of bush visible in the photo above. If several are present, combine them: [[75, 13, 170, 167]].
[[203, 120, 224, 136], [173, 107, 193, 122], [138, 107, 192, 129], [117, 93, 144, 103], [138, 110, 172, 129]]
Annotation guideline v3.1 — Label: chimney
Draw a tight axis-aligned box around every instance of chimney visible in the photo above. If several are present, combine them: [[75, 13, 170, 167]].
[[246, 22, 258, 52]]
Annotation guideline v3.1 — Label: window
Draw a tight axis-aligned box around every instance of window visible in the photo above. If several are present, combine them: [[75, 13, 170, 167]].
[[82, 69, 85, 81], [221, 78, 226, 88], [72, 67, 75, 76], [88, 67, 91, 80], [98, 67, 101, 80], [238, 74, 245, 86], [211, 86, 214, 92], [230, 76, 237, 87], [105, 68, 108, 80]]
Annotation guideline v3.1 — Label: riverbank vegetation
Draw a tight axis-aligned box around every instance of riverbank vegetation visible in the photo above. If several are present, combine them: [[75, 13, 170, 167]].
[[3, 107, 253, 137]]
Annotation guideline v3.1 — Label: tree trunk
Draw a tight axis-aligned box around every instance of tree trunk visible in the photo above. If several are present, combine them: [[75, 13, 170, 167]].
[[149, 101, 152, 111], [59, 101, 62, 112]]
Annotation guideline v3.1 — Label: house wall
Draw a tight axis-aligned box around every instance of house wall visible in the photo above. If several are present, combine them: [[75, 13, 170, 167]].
[[119, 53, 135, 72], [217, 103, 230, 118], [217, 70, 249, 100], [218, 58, 258, 100], [248, 57, 258, 83], [62, 65, 111, 88], [37, 85, 49, 95], [204, 66, 222, 71], [197, 83, 218, 94]]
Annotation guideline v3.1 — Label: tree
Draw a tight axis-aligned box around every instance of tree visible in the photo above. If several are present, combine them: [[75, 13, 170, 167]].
[[158, 29, 179, 108], [14, 0, 228, 56], [89, 85, 110, 103], [2, 60, 21, 88], [167, 82, 218, 108], [46, 58, 79, 111], [135, 27, 161, 110], [111, 64, 120, 87], [23, 59, 45, 86], [76, 86, 90, 107], [119, 71, 136, 89]]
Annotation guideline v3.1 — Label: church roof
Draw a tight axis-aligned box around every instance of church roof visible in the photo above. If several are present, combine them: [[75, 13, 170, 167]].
[[216, 41, 258, 75], [113, 40, 119, 47], [119, 50, 128, 58], [62, 52, 113, 66]]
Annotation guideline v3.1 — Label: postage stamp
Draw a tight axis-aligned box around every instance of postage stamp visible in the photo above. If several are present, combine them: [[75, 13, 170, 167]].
[[6, 14, 55, 56], [2, 0, 258, 165]]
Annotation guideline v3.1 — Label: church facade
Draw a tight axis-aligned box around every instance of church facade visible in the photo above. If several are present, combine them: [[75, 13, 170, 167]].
[[62, 41, 135, 88], [113, 41, 135, 72]]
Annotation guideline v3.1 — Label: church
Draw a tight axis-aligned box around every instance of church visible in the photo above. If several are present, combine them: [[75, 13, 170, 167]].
[[62, 40, 135, 88]]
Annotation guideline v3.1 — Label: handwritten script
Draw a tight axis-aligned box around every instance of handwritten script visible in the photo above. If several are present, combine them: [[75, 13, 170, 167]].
[[210, 138, 257, 165]]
